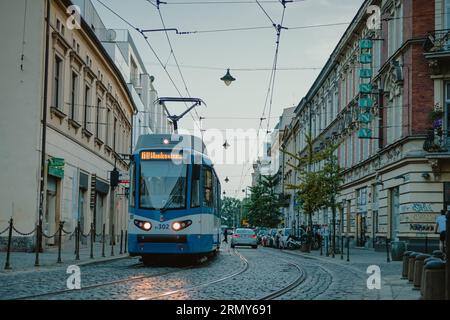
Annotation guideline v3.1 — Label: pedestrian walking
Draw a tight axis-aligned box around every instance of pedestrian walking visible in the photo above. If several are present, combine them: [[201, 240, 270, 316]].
[[435, 210, 447, 252], [223, 228, 228, 244]]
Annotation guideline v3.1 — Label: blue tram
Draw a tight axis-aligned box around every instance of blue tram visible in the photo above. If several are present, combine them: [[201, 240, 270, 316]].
[[127, 134, 221, 264]]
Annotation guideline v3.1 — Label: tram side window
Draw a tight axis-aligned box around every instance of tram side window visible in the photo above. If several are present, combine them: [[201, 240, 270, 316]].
[[203, 167, 213, 208], [129, 161, 135, 207], [213, 174, 218, 212], [191, 165, 201, 208]]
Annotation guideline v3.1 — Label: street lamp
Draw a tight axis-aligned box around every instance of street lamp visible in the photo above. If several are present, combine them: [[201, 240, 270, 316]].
[[225, 177, 230, 183], [221, 69, 236, 86]]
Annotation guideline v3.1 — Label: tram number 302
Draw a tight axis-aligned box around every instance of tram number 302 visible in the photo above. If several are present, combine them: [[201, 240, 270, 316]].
[[154, 224, 170, 230]]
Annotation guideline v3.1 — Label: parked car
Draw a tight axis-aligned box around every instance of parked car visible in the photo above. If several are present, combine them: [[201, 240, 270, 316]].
[[266, 228, 278, 247], [257, 228, 268, 245], [278, 228, 292, 249], [231, 228, 258, 249]]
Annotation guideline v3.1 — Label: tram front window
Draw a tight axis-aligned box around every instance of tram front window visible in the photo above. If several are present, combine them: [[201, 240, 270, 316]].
[[139, 161, 187, 210]]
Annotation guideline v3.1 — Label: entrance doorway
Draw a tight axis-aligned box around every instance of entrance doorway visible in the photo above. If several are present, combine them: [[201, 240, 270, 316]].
[[45, 176, 58, 246], [356, 213, 367, 247], [390, 187, 400, 241]]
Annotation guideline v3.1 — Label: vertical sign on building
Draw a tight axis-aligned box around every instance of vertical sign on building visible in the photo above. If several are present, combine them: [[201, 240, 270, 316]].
[[90, 174, 97, 209], [358, 38, 374, 139]]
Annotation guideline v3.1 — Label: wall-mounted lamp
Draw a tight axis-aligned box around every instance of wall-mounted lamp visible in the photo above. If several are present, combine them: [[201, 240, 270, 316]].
[[422, 173, 431, 180]]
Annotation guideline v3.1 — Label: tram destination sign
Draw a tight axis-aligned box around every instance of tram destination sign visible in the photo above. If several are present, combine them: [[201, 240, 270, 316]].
[[141, 151, 183, 161]]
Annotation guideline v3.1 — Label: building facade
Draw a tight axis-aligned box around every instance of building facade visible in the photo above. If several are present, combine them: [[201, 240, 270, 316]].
[[281, 0, 449, 251], [0, 0, 137, 250]]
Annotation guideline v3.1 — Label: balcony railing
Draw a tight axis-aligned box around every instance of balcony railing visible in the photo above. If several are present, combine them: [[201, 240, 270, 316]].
[[423, 129, 448, 153], [424, 29, 450, 54]]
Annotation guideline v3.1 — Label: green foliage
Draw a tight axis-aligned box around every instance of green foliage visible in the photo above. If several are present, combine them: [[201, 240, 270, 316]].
[[221, 197, 241, 226], [245, 175, 282, 228], [282, 134, 342, 226]]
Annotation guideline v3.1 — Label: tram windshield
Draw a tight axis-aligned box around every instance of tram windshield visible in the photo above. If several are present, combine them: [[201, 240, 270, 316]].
[[139, 161, 187, 210]]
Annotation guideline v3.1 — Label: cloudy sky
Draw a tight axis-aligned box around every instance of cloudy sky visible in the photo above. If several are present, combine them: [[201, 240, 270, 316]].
[[92, 0, 364, 198]]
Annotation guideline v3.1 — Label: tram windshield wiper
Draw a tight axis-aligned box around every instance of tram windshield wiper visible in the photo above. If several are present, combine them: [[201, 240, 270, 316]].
[[160, 177, 184, 213]]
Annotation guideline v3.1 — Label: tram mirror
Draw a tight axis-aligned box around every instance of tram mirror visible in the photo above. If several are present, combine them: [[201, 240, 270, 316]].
[[192, 165, 201, 180]]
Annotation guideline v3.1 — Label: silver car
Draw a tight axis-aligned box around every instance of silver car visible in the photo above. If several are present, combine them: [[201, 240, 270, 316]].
[[231, 228, 258, 249]]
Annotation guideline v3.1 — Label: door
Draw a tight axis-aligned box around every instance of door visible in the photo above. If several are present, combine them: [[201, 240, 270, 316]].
[[95, 194, 104, 240], [390, 187, 400, 240], [356, 213, 367, 247], [79, 189, 86, 243]]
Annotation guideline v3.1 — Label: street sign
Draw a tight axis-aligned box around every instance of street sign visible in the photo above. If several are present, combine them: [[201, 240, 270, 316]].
[[359, 84, 373, 94], [358, 128, 373, 139], [359, 113, 373, 124], [359, 54, 372, 64], [359, 39, 373, 49], [360, 68, 373, 78], [48, 158, 65, 179]]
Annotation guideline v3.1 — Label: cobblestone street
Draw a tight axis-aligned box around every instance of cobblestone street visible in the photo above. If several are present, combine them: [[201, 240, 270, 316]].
[[0, 244, 420, 300]]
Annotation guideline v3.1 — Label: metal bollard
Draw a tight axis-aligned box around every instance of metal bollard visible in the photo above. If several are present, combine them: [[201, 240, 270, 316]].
[[346, 236, 350, 262], [341, 236, 344, 260], [320, 236, 323, 256], [75, 221, 80, 261], [102, 224, 106, 258], [34, 224, 41, 267], [57, 221, 63, 264], [425, 235, 428, 254], [111, 224, 115, 257], [386, 238, 391, 263], [4, 218, 13, 270], [90, 223, 94, 259], [120, 230, 124, 255], [326, 236, 329, 257], [124, 231, 128, 254]]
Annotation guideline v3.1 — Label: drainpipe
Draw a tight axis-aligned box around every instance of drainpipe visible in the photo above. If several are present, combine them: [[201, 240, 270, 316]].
[[35, 0, 52, 266]]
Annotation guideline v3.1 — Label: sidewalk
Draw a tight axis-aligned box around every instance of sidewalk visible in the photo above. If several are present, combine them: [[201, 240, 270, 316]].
[[283, 246, 421, 300], [0, 242, 129, 274]]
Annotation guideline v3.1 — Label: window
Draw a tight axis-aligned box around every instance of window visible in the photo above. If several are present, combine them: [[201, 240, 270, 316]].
[[130, 57, 139, 87], [203, 167, 213, 208], [106, 108, 111, 145], [53, 55, 63, 109], [191, 165, 201, 208], [113, 118, 117, 150], [387, 92, 403, 144], [213, 173, 218, 211], [129, 161, 136, 208], [388, 3, 403, 56], [96, 99, 101, 137], [70, 72, 78, 120], [139, 161, 187, 210], [84, 86, 90, 130]]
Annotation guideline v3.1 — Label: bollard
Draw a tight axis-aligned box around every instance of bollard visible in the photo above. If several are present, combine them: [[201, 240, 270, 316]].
[[120, 230, 124, 255], [102, 224, 106, 258], [4, 218, 13, 270], [401, 251, 413, 279], [423, 260, 446, 300], [326, 236, 329, 257], [111, 224, 115, 257], [346, 236, 350, 262], [90, 223, 94, 259], [386, 238, 391, 263], [34, 224, 41, 267], [425, 235, 428, 254], [408, 252, 420, 282], [413, 254, 431, 289], [124, 231, 128, 254], [320, 236, 323, 256], [340, 236, 344, 260], [421, 257, 441, 297], [57, 222, 63, 264], [75, 221, 80, 261]]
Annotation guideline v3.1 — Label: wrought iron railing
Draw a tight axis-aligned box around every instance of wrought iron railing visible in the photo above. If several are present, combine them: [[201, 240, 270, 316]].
[[423, 129, 448, 153], [424, 29, 450, 53]]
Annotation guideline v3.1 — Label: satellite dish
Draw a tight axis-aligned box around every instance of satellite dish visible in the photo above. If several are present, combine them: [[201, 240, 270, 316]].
[[106, 29, 117, 41]]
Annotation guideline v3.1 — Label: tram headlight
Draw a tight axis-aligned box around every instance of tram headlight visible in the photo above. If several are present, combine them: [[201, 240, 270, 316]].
[[171, 220, 192, 232], [134, 220, 152, 231]]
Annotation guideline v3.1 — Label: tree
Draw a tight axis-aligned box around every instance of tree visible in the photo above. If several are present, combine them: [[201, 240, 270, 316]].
[[221, 197, 241, 227], [282, 134, 342, 251], [245, 175, 282, 228]]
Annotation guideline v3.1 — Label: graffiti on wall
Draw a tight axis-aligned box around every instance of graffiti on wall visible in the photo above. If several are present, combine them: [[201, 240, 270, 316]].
[[409, 224, 435, 232], [400, 203, 434, 214]]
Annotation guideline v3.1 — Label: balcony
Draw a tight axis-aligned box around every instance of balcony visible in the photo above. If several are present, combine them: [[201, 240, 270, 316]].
[[424, 29, 450, 74]]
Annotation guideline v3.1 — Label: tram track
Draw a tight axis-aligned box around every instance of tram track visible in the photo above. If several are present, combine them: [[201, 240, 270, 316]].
[[138, 249, 250, 300], [9, 257, 215, 301]]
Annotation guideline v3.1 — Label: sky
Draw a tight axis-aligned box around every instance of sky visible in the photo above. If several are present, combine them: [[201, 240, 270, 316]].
[[92, 0, 365, 199]]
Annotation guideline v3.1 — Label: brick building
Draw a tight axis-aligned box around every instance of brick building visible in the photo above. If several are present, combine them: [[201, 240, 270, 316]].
[[281, 0, 449, 252]]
